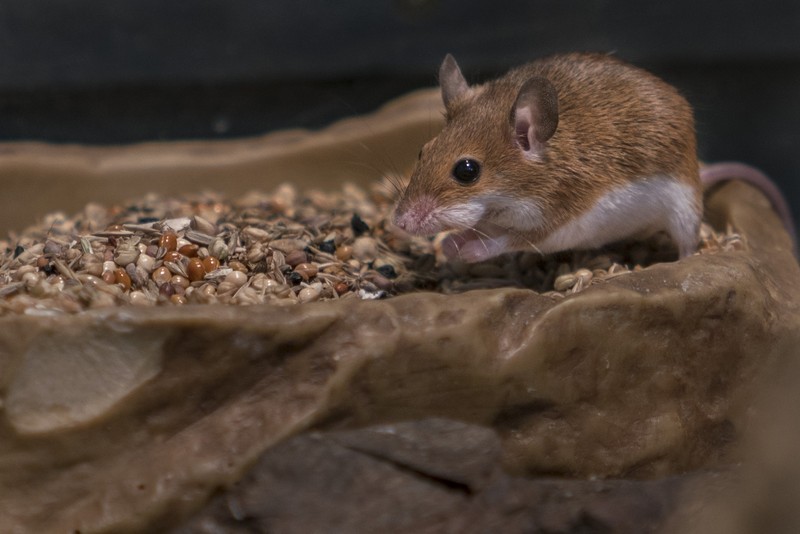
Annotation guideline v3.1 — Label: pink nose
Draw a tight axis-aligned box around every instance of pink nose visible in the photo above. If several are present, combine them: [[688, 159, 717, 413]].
[[393, 203, 432, 236], [392, 211, 407, 230]]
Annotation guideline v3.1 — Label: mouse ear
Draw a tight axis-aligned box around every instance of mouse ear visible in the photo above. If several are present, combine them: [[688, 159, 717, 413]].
[[512, 76, 559, 156], [439, 54, 471, 110]]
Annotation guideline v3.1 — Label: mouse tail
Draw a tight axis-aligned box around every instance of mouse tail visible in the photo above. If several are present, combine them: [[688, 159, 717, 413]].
[[700, 161, 797, 256]]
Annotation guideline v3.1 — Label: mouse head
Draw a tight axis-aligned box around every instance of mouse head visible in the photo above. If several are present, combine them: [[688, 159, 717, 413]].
[[393, 54, 560, 243]]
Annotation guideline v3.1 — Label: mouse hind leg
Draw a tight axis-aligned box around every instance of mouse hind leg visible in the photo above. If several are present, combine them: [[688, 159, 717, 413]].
[[664, 180, 702, 259], [670, 216, 701, 258]]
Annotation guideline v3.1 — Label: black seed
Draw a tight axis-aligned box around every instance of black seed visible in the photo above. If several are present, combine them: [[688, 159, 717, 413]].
[[376, 264, 397, 279], [412, 253, 436, 273], [13, 245, 24, 258], [351, 214, 370, 235], [288, 271, 304, 285], [319, 240, 336, 254], [138, 216, 160, 224]]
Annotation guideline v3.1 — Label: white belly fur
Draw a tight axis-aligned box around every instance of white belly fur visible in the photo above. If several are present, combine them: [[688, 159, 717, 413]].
[[536, 176, 698, 253]]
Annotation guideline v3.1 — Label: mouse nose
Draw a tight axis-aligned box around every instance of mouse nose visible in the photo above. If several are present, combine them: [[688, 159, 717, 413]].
[[392, 209, 406, 230]]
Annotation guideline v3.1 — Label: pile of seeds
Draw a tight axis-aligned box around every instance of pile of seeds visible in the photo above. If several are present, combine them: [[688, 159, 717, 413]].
[[0, 179, 743, 315]]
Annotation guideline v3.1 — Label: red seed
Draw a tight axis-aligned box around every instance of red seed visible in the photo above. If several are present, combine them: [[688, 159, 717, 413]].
[[178, 244, 199, 257], [202, 256, 220, 273], [187, 258, 206, 282], [334, 282, 349, 295], [159, 231, 178, 252], [294, 263, 318, 281], [114, 268, 132, 291], [101, 270, 116, 285], [335, 245, 353, 262], [162, 250, 182, 263]]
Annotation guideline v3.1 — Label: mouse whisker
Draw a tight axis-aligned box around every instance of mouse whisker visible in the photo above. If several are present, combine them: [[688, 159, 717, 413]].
[[339, 139, 409, 200], [479, 220, 543, 256], [449, 234, 462, 256], [377, 174, 404, 198], [467, 226, 496, 256], [386, 172, 407, 198]]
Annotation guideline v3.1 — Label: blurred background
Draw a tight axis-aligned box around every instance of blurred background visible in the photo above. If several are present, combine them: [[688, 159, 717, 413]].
[[1, 0, 798, 230]]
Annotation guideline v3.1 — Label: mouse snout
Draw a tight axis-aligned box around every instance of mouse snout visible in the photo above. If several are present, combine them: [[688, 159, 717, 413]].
[[394, 215, 407, 230], [393, 207, 416, 232], [393, 196, 439, 235]]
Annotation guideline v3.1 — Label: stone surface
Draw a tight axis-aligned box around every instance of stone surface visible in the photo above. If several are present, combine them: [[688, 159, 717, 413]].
[[0, 93, 798, 532], [5, 324, 166, 434], [173, 418, 699, 534]]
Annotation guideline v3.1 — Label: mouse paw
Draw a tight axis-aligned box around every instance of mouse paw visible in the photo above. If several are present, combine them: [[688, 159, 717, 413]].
[[441, 230, 508, 263]]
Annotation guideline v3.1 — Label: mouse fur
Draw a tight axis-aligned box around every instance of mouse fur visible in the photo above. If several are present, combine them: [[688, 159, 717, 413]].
[[393, 53, 703, 261]]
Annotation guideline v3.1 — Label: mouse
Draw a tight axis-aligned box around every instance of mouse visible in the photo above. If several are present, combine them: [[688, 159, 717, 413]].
[[393, 53, 796, 262]]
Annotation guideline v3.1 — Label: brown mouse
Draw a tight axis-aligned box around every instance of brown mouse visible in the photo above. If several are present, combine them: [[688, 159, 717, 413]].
[[393, 53, 796, 261]]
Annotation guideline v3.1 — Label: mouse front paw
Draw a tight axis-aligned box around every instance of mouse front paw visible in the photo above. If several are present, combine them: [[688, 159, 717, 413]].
[[440, 230, 508, 263]]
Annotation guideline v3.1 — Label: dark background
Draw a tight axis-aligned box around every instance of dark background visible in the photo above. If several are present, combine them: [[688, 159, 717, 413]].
[[1, 0, 799, 229]]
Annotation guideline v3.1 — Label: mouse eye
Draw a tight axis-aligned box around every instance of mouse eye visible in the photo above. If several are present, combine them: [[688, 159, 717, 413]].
[[451, 158, 481, 185]]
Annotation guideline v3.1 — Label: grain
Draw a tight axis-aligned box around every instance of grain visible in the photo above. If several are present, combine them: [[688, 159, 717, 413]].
[[0, 181, 740, 315]]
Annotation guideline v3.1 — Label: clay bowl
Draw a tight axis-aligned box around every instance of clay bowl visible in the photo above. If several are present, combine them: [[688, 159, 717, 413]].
[[0, 89, 798, 533]]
